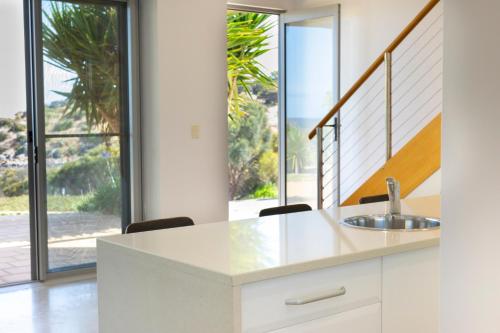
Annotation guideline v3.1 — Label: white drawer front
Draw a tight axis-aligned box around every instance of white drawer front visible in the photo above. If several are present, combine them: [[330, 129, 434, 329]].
[[269, 303, 381, 333], [241, 259, 381, 333]]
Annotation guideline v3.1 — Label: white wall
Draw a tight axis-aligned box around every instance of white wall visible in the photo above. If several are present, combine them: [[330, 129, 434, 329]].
[[0, 0, 26, 117], [229, 0, 293, 10], [442, 0, 500, 332], [140, 0, 229, 224], [340, 0, 431, 93], [408, 170, 441, 198]]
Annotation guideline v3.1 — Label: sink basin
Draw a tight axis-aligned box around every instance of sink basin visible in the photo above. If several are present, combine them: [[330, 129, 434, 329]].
[[341, 214, 440, 231]]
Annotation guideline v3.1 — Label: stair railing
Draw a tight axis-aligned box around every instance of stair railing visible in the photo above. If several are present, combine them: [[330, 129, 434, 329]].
[[311, 0, 442, 208]]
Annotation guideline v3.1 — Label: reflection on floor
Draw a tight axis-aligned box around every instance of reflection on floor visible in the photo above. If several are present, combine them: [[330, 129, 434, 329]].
[[0, 275, 97, 333], [0, 212, 120, 284]]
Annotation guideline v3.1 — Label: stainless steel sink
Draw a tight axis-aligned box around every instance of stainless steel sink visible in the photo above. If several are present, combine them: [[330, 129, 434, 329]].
[[341, 214, 440, 231]]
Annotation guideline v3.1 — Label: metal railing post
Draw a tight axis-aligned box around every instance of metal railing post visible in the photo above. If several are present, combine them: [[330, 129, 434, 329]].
[[335, 116, 341, 208], [316, 127, 324, 209], [385, 51, 393, 161]]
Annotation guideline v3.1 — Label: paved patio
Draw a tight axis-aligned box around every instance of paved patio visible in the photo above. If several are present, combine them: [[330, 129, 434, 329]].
[[0, 213, 120, 285], [228, 198, 279, 221], [0, 199, 280, 285]]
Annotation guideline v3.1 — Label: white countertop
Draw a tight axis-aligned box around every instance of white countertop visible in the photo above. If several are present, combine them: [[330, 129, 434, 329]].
[[98, 196, 440, 286]]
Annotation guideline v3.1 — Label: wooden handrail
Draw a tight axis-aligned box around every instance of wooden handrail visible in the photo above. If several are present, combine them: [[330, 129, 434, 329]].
[[308, 0, 440, 140]]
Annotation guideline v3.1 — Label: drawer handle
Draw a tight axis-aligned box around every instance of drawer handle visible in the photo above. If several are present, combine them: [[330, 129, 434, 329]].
[[285, 286, 347, 306]]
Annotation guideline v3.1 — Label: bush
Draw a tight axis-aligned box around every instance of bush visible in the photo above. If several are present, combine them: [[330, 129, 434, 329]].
[[0, 119, 25, 134], [250, 183, 278, 199], [77, 182, 121, 215], [0, 169, 29, 197], [258, 150, 278, 184], [229, 101, 272, 200], [15, 146, 27, 157], [0, 132, 7, 142], [52, 118, 73, 132], [48, 144, 120, 195]]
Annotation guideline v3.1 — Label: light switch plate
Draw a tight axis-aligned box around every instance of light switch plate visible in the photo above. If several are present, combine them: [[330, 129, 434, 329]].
[[191, 125, 200, 139]]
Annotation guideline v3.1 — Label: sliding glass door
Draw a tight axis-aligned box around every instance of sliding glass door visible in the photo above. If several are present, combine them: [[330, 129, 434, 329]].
[[38, 0, 130, 273], [281, 7, 339, 208], [0, 0, 134, 285], [0, 0, 33, 285]]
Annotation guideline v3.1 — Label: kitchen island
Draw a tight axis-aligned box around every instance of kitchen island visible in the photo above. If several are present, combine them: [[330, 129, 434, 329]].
[[97, 196, 440, 333]]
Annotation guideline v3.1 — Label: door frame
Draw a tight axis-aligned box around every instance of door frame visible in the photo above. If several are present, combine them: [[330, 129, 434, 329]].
[[23, 0, 141, 282], [278, 5, 341, 207]]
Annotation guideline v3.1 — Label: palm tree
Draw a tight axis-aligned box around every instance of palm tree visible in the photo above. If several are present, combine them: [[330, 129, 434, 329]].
[[227, 12, 276, 116], [42, 2, 120, 133]]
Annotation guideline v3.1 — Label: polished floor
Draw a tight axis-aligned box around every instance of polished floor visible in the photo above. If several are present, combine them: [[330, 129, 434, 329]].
[[0, 275, 97, 333]]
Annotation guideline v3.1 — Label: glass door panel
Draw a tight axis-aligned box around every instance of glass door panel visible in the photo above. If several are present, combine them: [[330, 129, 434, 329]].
[[41, 0, 128, 272], [0, 0, 32, 285], [284, 15, 337, 207]]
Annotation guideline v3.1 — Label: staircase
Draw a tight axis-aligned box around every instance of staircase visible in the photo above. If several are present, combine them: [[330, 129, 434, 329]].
[[310, 0, 443, 208]]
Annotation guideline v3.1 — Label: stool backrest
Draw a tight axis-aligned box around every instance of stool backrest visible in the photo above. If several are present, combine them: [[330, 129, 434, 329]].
[[259, 204, 312, 217], [125, 217, 194, 234]]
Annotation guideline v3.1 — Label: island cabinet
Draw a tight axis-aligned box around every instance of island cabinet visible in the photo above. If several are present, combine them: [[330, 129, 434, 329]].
[[98, 243, 438, 333], [97, 197, 440, 333], [239, 247, 438, 333]]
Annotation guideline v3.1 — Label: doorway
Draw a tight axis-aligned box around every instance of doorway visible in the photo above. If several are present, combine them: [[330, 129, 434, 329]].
[[226, 5, 340, 219], [0, 0, 132, 286], [227, 8, 280, 220], [281, 6, 340, 208]]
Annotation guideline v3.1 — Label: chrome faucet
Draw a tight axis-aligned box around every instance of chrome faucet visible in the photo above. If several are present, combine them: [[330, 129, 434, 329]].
[[386, 177, 401, 215]]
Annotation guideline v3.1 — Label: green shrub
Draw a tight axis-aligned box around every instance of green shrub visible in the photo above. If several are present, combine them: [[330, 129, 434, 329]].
[[250, 183, 278, 199], [0, 132, 7, 142], [0, 119, 24, 133], [77, 182, 121, 215], [229, 101, 272, 199], [9, 122, 25, 133], [15, 146, 27, 157], [52, 118, 73, 132], [15, 135, 27, 145], [0, 169, 29, 197], [258, 150, 278, 184], [48, 144, 120, 195]]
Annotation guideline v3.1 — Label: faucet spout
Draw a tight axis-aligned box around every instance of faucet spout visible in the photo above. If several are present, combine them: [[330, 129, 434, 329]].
[[386, 177, 401, 215]]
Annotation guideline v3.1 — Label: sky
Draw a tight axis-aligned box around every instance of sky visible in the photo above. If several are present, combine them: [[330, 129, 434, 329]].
[[258, 15, 279, 75], [0, 0, 27, 118], [285, 17, 334, 120], [0, 0, 74, 119]]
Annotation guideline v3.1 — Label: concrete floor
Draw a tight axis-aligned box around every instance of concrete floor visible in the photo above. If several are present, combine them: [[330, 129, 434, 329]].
[[0, 275, 98, 333]]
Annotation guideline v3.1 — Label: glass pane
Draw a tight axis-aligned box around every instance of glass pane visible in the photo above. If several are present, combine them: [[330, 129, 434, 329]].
[[227, 12, 280, 220], [0, 0, 31, 284], [46, 137, 122, 270], [285, 17, 334, 207], [41, 0, 125, 271]]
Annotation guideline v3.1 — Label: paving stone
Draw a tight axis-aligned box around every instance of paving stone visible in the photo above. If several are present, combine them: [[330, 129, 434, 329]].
[[4, 266, 30, 275], [0, 212, 121, 284], [1, 273, 31, 284]]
